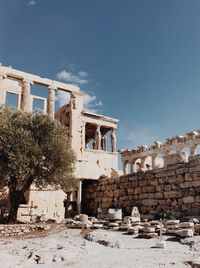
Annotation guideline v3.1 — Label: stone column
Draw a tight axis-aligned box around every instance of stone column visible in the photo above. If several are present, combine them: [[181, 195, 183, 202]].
[[163, 150, 170, 167], [130, 160, 136, 173], [21, 79, 32, 112], [123, 160, 128, 175], [111, 128, 117, 152], [141, 157, 146, 169], [0, 75, 5, 106], [151, 154, 157, 169], [77, 180, 82, 214], [95, 126, 101, 150], [47, 86, 56, 119], [190, 146, 196, 156]]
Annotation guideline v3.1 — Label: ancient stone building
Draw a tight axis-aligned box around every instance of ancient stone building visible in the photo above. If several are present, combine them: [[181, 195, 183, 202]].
[[0, 66, 119, 222], [83, 132, 200, 218]]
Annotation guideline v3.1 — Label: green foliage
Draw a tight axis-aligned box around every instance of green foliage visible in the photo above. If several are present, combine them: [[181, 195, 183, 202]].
[[0, 106, 77, 193]]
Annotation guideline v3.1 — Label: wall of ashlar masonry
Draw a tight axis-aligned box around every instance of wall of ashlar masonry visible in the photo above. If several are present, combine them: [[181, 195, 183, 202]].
[[82, 155, 200, 219], [120, 131, 200, 175]]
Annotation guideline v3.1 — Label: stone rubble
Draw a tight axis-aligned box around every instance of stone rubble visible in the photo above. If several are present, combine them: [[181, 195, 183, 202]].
[[65, 207, 200, 240]]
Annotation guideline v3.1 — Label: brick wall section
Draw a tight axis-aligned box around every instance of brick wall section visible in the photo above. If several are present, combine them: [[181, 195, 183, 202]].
[[82, 155, 200, 218]]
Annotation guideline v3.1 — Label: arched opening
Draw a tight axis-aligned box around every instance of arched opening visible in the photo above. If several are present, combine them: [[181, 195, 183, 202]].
[[127, 162, 131, 174], [155, 153, 164, 168], [181, 147, 190, 162], [134, 158, 141, 173], [196, 145, 200, 155]]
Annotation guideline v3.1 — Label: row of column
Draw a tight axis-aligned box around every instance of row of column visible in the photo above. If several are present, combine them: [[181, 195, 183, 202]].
[[21, 79, 55, 119], [122, 146, 198, 175], [122, 153, 170, 175], [91, 126, 117, 152]]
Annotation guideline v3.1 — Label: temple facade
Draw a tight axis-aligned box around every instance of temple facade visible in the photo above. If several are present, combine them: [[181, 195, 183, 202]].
[[0, 66, 119, 222]]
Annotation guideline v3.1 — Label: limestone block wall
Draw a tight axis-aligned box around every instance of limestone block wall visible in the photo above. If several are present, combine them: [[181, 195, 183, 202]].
[[0, 223, 51, 237], [82, 155, 200, 219]]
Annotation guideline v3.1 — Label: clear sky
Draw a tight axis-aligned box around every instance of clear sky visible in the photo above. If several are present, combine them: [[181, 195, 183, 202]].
[[1, 0, 200, 150]]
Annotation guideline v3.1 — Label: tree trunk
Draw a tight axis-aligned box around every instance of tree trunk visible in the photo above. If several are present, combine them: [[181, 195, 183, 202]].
[[8, 189, 23, 224]]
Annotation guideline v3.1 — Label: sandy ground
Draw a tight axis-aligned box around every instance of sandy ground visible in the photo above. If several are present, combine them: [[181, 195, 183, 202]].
[[0, 228, 199, 268]]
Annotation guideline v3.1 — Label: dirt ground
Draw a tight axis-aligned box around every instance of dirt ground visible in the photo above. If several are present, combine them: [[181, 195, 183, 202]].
[[0, 228, 199, 268]]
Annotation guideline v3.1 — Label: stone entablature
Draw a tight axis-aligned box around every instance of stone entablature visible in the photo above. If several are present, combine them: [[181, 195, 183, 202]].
[[120, 131, 200, 175], [0, 66, 80, 119]]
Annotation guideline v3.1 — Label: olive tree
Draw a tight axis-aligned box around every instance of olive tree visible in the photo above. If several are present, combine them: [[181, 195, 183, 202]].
[[0, 107, 76, 223]]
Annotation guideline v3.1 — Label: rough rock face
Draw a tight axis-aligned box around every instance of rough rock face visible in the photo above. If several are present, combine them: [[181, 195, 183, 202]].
[[82, 155, 200, 218]]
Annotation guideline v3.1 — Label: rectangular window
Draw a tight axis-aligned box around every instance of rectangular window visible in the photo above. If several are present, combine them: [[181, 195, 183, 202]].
[[5, 92, 19, 109], [32, 98, 45, 112]]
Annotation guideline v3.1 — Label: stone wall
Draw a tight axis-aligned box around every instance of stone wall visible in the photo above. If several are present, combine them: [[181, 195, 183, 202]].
[[82, 155, 200, 219], [0, 223, 51, 237]]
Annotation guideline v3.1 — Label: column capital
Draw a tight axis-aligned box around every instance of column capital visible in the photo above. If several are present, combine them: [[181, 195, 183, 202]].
[[48, 85, 57, 91], [0, 73, 6, 80], [23, 79, 34, 85]]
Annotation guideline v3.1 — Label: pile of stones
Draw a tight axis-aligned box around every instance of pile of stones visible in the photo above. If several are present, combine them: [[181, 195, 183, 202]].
[[66, 207, 200, 239]]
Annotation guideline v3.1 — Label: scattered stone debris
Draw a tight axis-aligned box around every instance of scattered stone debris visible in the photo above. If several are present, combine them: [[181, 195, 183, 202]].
[[65, 206, 200, 242]]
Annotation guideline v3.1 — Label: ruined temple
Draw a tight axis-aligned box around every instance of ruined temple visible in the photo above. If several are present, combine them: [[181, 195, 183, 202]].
[[1, 66, 200, 222], [0, 66, 119, 222]]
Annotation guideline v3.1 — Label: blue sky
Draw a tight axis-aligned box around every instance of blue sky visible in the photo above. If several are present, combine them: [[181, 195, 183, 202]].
[[1, 0, 200, 150]]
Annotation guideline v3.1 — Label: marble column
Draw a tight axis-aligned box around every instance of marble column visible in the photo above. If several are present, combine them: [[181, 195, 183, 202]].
[[190, 146, 196, 156], [151, 154, 157, 169], [111, 128, 117, 152], [0, 75, 5, 106], [21, 79, 32, 112], [95, 126, 101, 150], [77, 180, 82, 214], [130, 160, 136, 173], [140, 157, 146, 169], [163, 151, 170, 167], [123, 161, 128, 175], [47, 86, 56, 119]]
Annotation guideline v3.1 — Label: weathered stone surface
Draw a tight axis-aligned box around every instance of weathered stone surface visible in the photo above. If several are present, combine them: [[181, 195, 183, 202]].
[[142, 227, 156, 233], [108, 222, 119, 228], [83, 157, 200, 219], [175, 228, 194, 237], [166, 220, 180, 225], [118, 225, 130, 231], [179, 222, 194, 228], [127, 227, 139, 234], [139, 232, 158, 239], [194, 224, 200, 233], [182, 196, 196, 204], [107, 209, 122, 220], [166, 224, 179, 229]]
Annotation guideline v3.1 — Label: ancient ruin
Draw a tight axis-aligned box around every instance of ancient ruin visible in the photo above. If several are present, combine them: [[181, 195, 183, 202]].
[[120, 131, 200, 174], [0, 66, 119, 222], [1, 66, 200, 226]]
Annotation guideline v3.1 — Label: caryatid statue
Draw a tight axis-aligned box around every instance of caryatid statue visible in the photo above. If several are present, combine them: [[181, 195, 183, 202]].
[[110, 128, 117, 152], [94, 126, 101, 150], [101, 135, 107, 151]]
